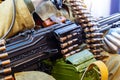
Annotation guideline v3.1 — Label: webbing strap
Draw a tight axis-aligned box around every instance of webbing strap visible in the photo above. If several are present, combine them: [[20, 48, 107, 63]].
[[81, 61, 108, 80]]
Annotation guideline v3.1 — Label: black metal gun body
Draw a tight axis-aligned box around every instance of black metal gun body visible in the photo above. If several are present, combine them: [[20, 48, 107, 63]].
[[1, 21, 83, 73]]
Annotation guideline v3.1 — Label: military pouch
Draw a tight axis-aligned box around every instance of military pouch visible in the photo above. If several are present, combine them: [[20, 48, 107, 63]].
[[52, 49, 100, 80]]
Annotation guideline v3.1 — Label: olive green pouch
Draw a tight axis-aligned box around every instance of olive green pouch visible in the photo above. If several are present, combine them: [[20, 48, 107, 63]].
[[52, 49, 100, 80]]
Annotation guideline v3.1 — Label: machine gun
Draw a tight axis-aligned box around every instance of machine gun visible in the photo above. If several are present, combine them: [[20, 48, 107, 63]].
[[0, 21, 83, 79], [97, 13, 120, 32], [96, 13, 120, 53]]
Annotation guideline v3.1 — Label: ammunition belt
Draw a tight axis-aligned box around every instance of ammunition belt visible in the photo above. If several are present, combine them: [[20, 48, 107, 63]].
[[69, 0, 104, 58], [0, 39, 13, 80], [53, 23, 83, 58], [0, 21, 83, 80]]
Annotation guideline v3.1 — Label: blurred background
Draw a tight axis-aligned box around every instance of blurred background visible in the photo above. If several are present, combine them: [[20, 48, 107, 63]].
[[84, 0, 120, 18]]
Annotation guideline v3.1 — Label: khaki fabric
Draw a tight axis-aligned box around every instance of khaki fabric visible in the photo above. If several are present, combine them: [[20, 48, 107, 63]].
[[102, 52, 120, 80], [0, 0, 35, 38], [24, 0, 35, 13], [15, 71, 56, 80], [105, 53, 120, 80], [35, 0, 61, 21]]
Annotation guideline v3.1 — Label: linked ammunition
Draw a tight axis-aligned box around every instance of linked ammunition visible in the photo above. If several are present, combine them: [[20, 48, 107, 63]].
[[64, 51, 76, 58], [91, 44, 104, 47], [87, 22, 97, 27], [64, 53, 71, 58], [73, 38, 78, 42], [89, 27, 100, 32], [82, 14, 91, 19], [79, 19, 86, 23], [1, 75, 13, 80], [0, 68, 12, 74], [0, 53, 8, 59], [60, 37, 67, 42], [61, 44, 79, 54], [60, 33, 78, 42], [72, 33, 78, 36], [75, 49, 81, 52], [79, 18, 92, 23], [86, 18, 95, 22], [4, 68, 12, 74], [86, 38, 103, 43], [72, 6, 84, 11], [81, 10, 90, 14], [92, 49, 103, 53], [69, 51, 76, 55], [86, 34, 91, 38], [90, 38, 103, 42], [67, 34, 72, 39], [77, 14, 91, 20], [68, 46, 74, 51], [86, 33, 103, 38], [94, 55, 101, 58], [73, 44, 78, 48], [64, 49, 81, 58], [61, 49, 68, 54], [84, 28, 90, 32], [84, 27, 99, 32], [81, 23, 88, 27], [68, 38, 77, 44], [86, 39, 91, 43], [61, 39, 78, 48], [86, 45, 90, 48], [94, 54, 109, 60], [72, 6, 83, 11], [61, 43, 68, 48], [4, 75, 13, 80], [1, 60, 11, 66], [67, 41, 73, 45], [87, 44, 104, 48], [0, 46, 6, 51]]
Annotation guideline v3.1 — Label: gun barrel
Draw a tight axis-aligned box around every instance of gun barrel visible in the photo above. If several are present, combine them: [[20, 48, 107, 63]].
[[106, 35, 120, 48], [111, 32, 120, 40], [104, 37, 118, 52], [97, 13, 120, 26]]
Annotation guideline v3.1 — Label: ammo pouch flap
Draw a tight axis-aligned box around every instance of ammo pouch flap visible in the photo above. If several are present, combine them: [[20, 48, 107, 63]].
[[52, 49, 100, 80]]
